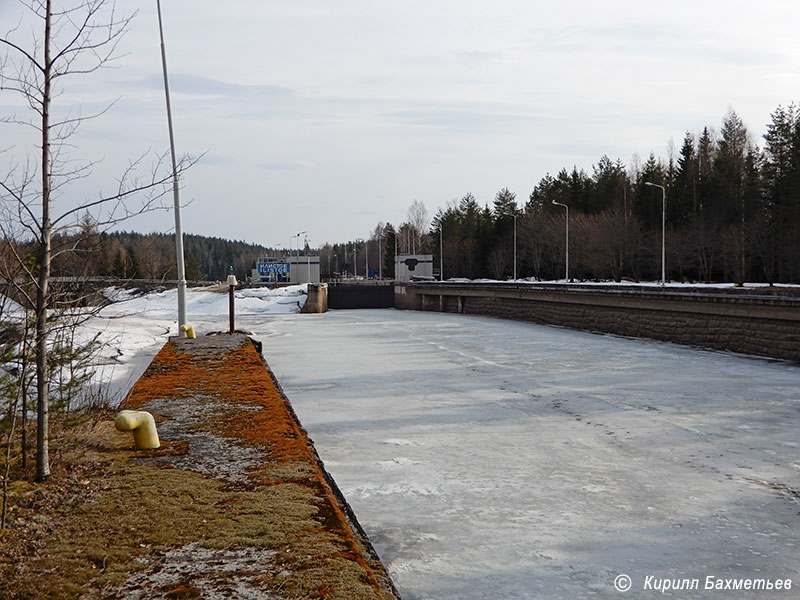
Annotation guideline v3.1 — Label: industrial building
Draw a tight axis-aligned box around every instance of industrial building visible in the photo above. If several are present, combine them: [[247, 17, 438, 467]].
[[394, 254, 434, 282], [253, 255, 320, 284]]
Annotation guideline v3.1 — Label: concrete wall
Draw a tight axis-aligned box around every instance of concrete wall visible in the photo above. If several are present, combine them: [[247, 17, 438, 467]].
[[394, 282, 800, 363], [328, 282, 395, 309], [300, 283, 328, 313]]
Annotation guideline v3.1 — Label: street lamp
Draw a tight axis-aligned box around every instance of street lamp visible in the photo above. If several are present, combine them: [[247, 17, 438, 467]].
[[303, 233, 311, 284], [501, 211, 518, 281], [296, 230, 307, 264], [289, 234, 298, 282], [644, 182, 666, 287], [552, 200, 569, 282], [439, 226, 444, 281], [292, 231, 306, 284]]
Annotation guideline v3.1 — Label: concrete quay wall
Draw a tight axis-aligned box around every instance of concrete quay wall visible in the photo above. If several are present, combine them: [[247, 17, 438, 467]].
[[394, 283, 800, 363], [327, 281, 394, 309]]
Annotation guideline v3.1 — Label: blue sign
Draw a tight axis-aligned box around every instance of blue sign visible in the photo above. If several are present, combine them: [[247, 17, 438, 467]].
[[258, 262, 290, 275]]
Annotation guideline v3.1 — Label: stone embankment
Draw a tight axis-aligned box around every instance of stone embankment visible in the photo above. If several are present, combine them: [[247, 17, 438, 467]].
[[395, 282, 800, 363], [115, 333, 398, 599]]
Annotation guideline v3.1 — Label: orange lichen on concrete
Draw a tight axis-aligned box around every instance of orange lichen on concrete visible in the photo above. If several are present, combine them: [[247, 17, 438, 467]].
[[124, 339, 318, 463], [119, 336, 396, 599], [123, 342, 204, 407]]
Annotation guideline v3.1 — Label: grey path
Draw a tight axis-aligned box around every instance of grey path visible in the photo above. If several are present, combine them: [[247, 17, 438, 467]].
[[243, 309, 800, 600]]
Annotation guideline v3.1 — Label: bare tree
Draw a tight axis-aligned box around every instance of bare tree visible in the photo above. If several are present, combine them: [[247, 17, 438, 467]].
[[486, 246, 508, 280], [1, 0, 192, 481], [406, 200, 429, 254]]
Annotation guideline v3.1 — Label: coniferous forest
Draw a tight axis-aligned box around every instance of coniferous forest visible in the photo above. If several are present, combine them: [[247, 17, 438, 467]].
[[46, 231, 271, 282], [333, 104, 799, 285], [426, 106, 800, 284]]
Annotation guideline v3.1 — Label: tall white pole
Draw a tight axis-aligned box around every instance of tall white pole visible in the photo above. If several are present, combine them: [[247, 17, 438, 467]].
[[661, 187, 665, 286], [552, 201, 569, 282], [645, 182, 666, 287], [439, 227, 443, 281], [296, 230, 307, 284], [290, 235, 294, 282], [513, 214, 517, 281], [501, 211, 518, 281], [156, 0, 187, 331]]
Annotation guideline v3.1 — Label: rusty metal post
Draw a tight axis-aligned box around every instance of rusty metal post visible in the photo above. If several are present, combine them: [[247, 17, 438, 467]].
[[227, 268, 237, 333]]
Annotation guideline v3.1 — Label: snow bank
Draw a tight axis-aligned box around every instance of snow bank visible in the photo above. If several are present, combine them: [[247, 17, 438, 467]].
[[100, 284, 308, 318], [81, 284, 309, 405], [0, 294, 25, 320]]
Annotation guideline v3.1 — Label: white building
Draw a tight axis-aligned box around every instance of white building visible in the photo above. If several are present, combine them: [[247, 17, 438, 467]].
[[253, 255, 320, 284], [395, 254, 434, 282]]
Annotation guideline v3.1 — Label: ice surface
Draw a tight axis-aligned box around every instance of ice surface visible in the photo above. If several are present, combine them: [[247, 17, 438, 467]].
[[248, 309, 800, 600]]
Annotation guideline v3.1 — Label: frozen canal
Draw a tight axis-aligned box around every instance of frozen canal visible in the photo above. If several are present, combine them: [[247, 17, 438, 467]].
[[246, 309, 800, 600]]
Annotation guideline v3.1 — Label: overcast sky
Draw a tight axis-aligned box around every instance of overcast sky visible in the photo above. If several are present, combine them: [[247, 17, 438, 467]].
[[3, 0, 800, 247]]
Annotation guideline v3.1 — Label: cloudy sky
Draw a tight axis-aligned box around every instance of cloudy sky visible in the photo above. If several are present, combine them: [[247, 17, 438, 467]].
[[2, 0, 799, 247]]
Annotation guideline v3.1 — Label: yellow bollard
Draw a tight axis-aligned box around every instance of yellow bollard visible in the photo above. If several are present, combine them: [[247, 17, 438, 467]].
[[114, 410, 161, 449], [180, 324, 196, 339]]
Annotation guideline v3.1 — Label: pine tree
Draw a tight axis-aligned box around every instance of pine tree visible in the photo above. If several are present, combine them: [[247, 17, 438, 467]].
[[673, 132, 697, 225], [383, 224, 397, 278], [592, 156, 627, 214]]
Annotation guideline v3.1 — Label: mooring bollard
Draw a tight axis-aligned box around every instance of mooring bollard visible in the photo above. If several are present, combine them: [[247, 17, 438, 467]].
[[114, 410, 161, 449], [227, 268, 238, 333]]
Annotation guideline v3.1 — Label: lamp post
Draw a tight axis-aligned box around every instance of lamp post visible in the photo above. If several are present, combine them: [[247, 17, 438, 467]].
[[439, 226, 443, 281], [501, 212, 518, 280], [156, 0, 187, 332], [296, 230, 307, 284], [304, 233, 310, 284], [644, 182, 666, 287], [552, 200, 569, 282]]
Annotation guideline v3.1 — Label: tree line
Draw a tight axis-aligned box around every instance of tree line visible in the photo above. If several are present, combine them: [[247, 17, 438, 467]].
[[39, 226, 271, 283], [357, 105, 800, 285]]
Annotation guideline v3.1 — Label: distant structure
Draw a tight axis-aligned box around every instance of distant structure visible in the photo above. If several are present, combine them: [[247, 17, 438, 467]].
[[253, 255, 320, 284], [395, 254, 434, 283]]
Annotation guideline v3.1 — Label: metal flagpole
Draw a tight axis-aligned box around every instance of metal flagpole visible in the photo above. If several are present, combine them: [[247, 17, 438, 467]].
[[156, 0, 187, 332]]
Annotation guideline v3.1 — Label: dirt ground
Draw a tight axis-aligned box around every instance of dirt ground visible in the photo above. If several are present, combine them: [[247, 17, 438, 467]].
[[0, 334, 399, 600]]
